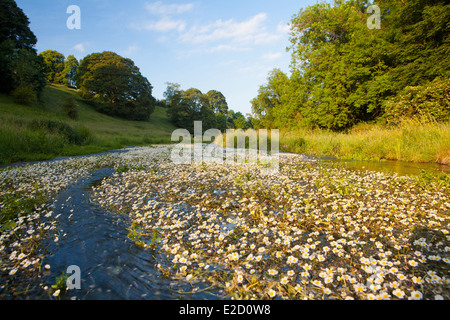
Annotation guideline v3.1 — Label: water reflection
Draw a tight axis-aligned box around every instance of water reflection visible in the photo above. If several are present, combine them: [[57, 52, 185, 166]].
[[318, 157, 450, 176]]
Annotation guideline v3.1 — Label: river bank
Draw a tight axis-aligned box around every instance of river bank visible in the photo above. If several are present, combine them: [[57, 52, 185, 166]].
[[279, 120, 450, 166]]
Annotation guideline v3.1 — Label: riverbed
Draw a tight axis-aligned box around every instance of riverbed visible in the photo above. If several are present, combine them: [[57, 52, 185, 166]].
[[0, 145, 448, 300]]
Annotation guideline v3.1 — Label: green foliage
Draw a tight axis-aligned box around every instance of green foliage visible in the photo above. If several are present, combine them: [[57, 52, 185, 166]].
[[0, 185, 46, 227], [207, 90, 228, 114], [0, 0, 39, 94], [167, 86, 217, 133], [384, 78, 450, 124], [10, 48, 47, 96], [76, 51, 155, 121], [59, 55, 79, 87], [11, 85, 37, 105], [62, 96, 78, 119], [39, 50, 65, 84], [253, 0, 450, 132], [28, 119, 92, 145]]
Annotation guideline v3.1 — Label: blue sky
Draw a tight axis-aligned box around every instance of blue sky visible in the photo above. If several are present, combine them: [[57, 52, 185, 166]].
[[16, 0, 321, 115]]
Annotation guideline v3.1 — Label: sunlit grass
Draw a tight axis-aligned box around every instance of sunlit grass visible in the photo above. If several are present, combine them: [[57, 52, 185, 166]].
[[0, 84, 177, 165], [279, 119, 450, 165]]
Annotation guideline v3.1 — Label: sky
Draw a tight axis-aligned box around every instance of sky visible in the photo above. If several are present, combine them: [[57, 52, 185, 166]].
[[16, 0, 321, 116]]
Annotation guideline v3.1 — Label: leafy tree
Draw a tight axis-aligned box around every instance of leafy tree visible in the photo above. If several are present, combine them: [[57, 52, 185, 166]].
[[58, 55, 79, 87], [253, 0, 449, 131], [207, 90, 228, 114], [167, 86, 219, 134], [76, 51, 155, 120], [215, 112, 228, 133], [0, 0, 44, 94], [10, 48, 46, 96], [163, 82, 181, 106], [39, 50, 65, 83]]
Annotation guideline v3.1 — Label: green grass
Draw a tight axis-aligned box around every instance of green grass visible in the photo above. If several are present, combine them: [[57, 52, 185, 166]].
[[279, 119, 450, 165], [0, 84, 178, 165]]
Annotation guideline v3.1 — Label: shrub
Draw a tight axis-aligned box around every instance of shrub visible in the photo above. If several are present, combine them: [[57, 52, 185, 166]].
[[384, 78, 450, 124], [11, 85, 37, 105], [28, 119, 93, 145], [62, 96, 78, 120]]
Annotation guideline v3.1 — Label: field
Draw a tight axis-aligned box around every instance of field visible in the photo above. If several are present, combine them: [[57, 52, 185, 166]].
[[0, 84, 177, 165]]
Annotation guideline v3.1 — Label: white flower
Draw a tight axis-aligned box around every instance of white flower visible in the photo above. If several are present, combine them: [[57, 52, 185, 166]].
[[409, 291, 423, 300], [408, 260, 418, 267], [267, 289, 276, 298], [268, 269, 278, 276], [392, 289, 405, 299], [9, 268, 18, 276]]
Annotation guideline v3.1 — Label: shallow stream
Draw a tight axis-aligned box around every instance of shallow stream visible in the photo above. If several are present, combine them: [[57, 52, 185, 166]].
[[3, 148, 448, 300], [36, 168, 224, 300]]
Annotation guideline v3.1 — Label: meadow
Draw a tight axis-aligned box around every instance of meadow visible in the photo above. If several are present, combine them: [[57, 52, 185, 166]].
[[0, 84, 177, 165]]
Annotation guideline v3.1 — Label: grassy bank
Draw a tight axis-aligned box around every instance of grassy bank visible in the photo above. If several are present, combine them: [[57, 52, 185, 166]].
[[279, 120, 450, 165], [0, 84, 177, 165]]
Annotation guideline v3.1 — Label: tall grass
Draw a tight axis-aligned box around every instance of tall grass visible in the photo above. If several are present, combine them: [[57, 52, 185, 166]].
[[279, 119, 450, 165], [214, 129, 279, 153], [0, 119, 67, 164]]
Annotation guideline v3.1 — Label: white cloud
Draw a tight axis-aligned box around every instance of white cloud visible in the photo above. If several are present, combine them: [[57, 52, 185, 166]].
[[180, 13, 280, 45], [133, 2, 192, 33], [277, 22, 291, 34], [262, 52, 283, 61], [122, 44, 139, 56], [140, 16, 186, 32], [145, 1, 194, 15], [208, 44, 251, 53], [73, 43, 85, 53], [237, 64, 272, 79]]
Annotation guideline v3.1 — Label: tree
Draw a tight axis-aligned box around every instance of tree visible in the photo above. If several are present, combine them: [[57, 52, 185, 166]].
[[76, 51, 156, 120], [58, 55, 78, 87], [163, 82, 181, 106], [215, 112, 228, 132], [207, 90, 228, 114], [379, 0, 450, 90], [253, 0, 449, 131], [167, 86, 218, 134], [10, 48, 46, 97], [39, 50, 65, 83], [0, 0, 43, 94]]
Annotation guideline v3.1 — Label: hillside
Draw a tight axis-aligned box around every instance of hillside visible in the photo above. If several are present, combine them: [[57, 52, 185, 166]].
[[0, 84, 177, 165]]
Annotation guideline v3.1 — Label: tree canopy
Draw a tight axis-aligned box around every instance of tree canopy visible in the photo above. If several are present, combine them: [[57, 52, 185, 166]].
[[165, 84, 237, 134], [0, 0, 45, 95], [76, 51, 156, 121], [252, 0, 450, 131]]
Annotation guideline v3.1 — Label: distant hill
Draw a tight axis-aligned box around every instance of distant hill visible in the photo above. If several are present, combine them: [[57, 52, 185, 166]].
[[0, 84, 177, 165]]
